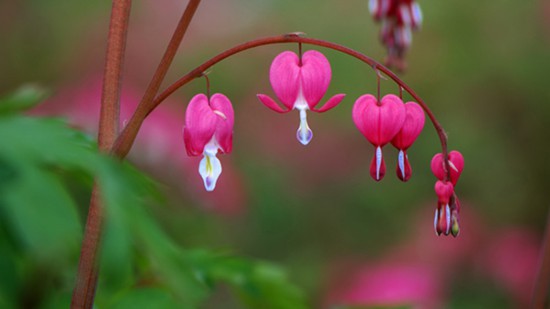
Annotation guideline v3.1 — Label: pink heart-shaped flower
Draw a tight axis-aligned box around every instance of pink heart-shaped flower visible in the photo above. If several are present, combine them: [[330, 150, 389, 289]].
[[183, 93, 234, 156], [431, 151, 464, 185], [353, 94, 406, 181], [353, 94, 406, 146]]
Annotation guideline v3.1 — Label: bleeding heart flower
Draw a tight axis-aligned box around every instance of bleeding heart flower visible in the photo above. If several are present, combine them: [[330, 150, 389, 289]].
[[353, 94, 406, 181], [434, 180, 454, 236], [431, 150, 464, 185], [257, 50, 346, 145], [391, 102, 425, 181], [183, 93, 234, 191]]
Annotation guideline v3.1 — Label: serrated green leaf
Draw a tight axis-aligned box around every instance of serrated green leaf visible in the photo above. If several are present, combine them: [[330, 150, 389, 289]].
[[0, 85, 49, 114]]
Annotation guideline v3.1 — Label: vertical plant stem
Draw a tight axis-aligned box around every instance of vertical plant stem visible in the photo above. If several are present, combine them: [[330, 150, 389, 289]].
[[112, 0, 201, 159], [71, 0, 132, 308], [532, 210, 550, 308]]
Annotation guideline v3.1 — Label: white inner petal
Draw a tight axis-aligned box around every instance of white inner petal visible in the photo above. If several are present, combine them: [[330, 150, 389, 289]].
[[434, 208, 439, 235], [199, 138, 222, 191], [445, 204, 451, 235], [294, 88, 313, 146], [412, 3, 423, 25], [376, 146, 383, 180], [369, 0, 378, 14], [398, 150, 406, 179], [400, 5, 411, 26]]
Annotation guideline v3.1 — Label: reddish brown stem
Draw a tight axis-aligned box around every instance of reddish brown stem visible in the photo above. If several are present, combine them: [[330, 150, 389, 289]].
[[72, 1, 202, 306], [532, 210, 550, 308], [111, 0, 201, 155], [71, 1, 132, 307], [112, 34, 450, 179]]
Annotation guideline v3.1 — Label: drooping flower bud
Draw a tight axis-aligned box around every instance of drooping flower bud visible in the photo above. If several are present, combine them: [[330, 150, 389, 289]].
[[430, 150, 464, 185], [433, 180, 454, 236]]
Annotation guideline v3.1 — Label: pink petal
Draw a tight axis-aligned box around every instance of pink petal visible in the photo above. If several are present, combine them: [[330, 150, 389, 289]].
[[313, 94, 346, 113], [430, 151, 464, 185], [300, 50, 332, 109], [354, 94, 406, 146], [391, 102, 425, 150], [257, 94, 289, 113], [352, 94, 374, 139], [378, 94, 406, 145], [183, 94, 218, 156], [269, 51, 300, 109], [434, 180, 454, 204], [210, 93, 234, 154]]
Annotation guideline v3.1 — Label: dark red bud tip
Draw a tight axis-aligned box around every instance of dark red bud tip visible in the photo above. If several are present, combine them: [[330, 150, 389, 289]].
[[396, 150, 412, 182]]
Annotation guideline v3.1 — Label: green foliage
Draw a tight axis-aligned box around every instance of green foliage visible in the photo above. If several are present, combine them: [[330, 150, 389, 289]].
[[0, 85, 49, 115], [0, 88, 308, 308]]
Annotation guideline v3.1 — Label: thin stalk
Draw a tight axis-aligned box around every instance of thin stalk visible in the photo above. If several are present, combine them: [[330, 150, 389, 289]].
[[72, 1, 202, 306], [71, 1, 132, 307], [532, 210, 550, 308], [112, 34, 450, 180], [113, 0, 201, 154]]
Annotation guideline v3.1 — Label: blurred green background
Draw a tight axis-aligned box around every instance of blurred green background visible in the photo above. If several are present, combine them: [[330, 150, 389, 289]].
[[0, 0, 548, 308]]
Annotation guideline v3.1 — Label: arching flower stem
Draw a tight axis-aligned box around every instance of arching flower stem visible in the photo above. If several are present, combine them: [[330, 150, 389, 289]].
[[111, 34, 451, 182]]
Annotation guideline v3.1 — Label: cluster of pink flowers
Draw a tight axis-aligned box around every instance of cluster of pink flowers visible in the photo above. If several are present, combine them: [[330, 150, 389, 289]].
[[431, 151, 464, 237], [183, 50, 463, 236], [369, 0, 423, 70], [353, 94, 425, 181]]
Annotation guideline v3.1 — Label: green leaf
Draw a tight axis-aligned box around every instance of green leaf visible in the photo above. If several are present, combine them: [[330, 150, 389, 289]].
[[185, 250, 309, 309], [0, 85, 49, 114], [1, 165, 82, 260]]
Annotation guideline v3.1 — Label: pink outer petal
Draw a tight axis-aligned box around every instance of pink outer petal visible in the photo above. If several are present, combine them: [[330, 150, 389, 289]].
[[377, 94, 406, 145], [300, 50, 332, 109], [353, 94, 406, 146], [183, 94, 217, 156], [352, 94, 371, 138], [312, 94, 346, 113], [269, 51, 300, 109], [391, 102, 425, 150], [210, 93, 234, 154], [434, 180, 454, 204], [256, 94, 290, 113], [430, 151, 464, 185]]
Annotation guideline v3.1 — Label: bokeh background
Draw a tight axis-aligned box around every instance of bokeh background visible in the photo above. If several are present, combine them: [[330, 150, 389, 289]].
[[1, 0, 549, 308]]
